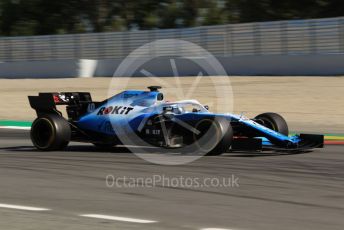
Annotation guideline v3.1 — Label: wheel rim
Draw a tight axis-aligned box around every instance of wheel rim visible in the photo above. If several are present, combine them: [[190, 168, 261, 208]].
[[31, 118, 55, 149]]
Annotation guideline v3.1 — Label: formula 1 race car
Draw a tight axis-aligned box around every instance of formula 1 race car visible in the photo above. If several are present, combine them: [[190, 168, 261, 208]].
[[28, 86, 323, 155]]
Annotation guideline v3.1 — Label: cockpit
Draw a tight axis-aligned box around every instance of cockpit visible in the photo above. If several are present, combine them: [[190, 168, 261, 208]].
[[164, 101, 209, 114], [143, 100, 210, 114]]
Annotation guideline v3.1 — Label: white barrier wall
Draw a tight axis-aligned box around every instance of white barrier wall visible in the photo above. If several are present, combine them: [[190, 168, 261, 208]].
[[0, 54, 343, 78]]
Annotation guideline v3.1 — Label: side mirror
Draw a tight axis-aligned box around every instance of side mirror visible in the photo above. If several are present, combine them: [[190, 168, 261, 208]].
[[204, 105, 209, 110]]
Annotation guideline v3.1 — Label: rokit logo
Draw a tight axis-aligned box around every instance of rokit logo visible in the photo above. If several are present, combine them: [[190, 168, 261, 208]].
[[97, 106, 134, 115]]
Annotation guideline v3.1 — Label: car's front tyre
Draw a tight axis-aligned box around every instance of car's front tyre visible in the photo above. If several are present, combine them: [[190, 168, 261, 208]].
[[193, 117, 233, 156], [255, 112, 289, 136]]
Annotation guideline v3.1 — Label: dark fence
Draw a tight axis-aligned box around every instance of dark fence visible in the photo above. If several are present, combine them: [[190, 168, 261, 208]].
[[0, 17, 343, 62]]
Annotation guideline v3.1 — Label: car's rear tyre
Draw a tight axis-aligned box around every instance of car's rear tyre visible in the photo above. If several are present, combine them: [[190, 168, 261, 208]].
[[30, 114, 71, 151], [193, 117, 233, 156], [255, 112, 289, 136]]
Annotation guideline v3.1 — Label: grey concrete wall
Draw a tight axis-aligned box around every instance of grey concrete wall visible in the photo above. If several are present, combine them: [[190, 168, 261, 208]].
[[222, 54, 344, 76], [0, 60, 79, 78], [0, 54, 343, 78]]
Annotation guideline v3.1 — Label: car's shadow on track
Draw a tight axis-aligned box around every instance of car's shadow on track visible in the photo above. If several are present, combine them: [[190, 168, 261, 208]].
[[226, 150, 312, 157], [0, 145, 312, 157], [0, 145, 132, 153]]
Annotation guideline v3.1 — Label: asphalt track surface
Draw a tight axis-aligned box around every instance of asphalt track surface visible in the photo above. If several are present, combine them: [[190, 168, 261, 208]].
[[0, 129, 343, 230]]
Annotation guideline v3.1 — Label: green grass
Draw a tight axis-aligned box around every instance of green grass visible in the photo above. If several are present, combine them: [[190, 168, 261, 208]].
[[0, 120, 32, 127]]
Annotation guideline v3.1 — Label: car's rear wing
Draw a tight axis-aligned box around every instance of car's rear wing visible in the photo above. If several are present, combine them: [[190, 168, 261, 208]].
[[28, 92, 93, 119]]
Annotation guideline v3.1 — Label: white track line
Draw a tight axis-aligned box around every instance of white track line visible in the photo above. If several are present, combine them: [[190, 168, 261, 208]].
[[79, 214, 157, 223], [0, 126, 30, 130], [201, 228, 235, 230], [0, 203, 50, 211]]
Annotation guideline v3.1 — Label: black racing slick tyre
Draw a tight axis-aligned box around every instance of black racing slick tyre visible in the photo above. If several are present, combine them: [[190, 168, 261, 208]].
[[193, 117, 233, 156], [255, 112, 289, 136], [30, 114, 71, 151]]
